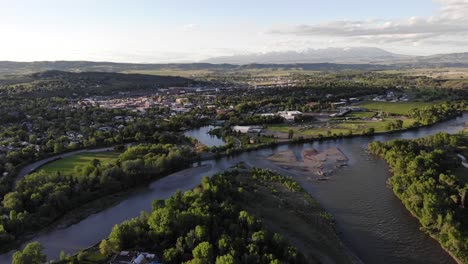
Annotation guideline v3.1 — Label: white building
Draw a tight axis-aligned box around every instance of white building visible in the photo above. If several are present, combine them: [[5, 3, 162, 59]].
[[278, 111, 302, 121], [232, 126, 263, 134]]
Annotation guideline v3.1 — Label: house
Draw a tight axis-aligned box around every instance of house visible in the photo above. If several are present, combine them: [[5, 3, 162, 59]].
[[307, 102, 320, 108], [98, 126, 113, 132], [278, 111, 302, 121], [176, 98, 189, 104], [110, 251, 159, 264], [457, 154, 468, 168], [331, 102, 347, 108]]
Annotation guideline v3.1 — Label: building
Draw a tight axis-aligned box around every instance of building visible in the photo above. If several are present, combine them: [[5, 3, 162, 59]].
[[176, 98, 189, 104], [260, 113, 275, 117], [232, 126, 263, 134], [331, 102, 347, 108], [278, 111, 302, 121], [110, 251, 160, 264]]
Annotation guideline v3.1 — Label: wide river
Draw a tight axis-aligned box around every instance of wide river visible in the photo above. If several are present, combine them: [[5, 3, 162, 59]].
[[1, 114, 467, 263]]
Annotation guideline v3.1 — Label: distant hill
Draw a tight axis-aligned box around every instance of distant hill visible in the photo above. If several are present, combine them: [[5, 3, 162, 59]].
[[0, 61, 238, 76], [2, 48, 468, 76], [0, 70, 194, 97], [398, 52, 468, 68], [204, 47, 409, 64], [0, 60, 394, 76]]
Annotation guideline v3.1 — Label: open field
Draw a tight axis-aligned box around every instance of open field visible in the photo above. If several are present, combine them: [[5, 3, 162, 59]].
[[39, 152, 120, 175], [121, 69, 214, 77], [346, 111, 376, 119], [357, 101, 434, 115], [266, 118, 416, 138], [378, 68, 468, 89], [379, 67, 468, 79], [123, 68, 322, 78]]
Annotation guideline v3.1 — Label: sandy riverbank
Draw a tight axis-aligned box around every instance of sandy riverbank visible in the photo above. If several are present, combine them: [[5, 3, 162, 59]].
[[266, 147, 348, 180]]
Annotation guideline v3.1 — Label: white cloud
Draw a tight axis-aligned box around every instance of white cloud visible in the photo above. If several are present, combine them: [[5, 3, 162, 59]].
[[182, 24, 197, 31], [269, 0, 468, 48]]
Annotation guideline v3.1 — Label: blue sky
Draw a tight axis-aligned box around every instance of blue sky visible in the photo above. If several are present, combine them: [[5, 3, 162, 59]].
[[0, 0, 467, 62]]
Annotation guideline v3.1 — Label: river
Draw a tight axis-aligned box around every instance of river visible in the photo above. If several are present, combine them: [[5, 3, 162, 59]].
[[184, 125, 225, 147], [1, 115, 466, 263]]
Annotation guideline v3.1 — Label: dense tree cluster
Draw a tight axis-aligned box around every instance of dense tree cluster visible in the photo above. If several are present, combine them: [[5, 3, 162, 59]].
[[98, 169, 306, 264], [0, 71, 193, 97], [0, 95, 206, 199], [0, 143, 195, 251], [408, 102, 465, 125], [12, 242, 46, 264], [369, 132, 468, 262]]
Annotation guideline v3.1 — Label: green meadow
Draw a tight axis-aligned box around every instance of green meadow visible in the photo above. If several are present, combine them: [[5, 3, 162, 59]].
[[39, 152, 120, 175], [357, 101, 434, 115]]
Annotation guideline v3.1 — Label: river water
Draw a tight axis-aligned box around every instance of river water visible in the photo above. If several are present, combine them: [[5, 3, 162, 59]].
[[184, 125, 225, 147], [1, 115, 466, 263]]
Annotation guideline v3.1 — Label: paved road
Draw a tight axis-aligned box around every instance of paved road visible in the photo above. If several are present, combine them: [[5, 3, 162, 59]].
[[16, 147, 115, 183]]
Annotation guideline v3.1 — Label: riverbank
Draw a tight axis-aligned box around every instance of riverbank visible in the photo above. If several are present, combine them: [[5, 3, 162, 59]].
[[0, 186, 139, 255], [1, 153, 207, 255], [368, 132, 468, 264], [203, 111, 466, 161], [237, 166, 363, 264], [2, 113, 466, 263], [60, 166, 364, 264]]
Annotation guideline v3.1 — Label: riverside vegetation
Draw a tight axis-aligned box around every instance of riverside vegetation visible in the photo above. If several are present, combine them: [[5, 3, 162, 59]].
[[0, 142, 195, 251], [19, 168, 358, 264], [369, 132, 468, 263]]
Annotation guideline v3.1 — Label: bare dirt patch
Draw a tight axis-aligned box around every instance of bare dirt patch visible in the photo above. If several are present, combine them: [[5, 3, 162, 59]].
[[267, 147, 348, 180]]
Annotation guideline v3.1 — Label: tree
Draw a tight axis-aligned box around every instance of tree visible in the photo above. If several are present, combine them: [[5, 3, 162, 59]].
[[192, 241, 213, 262], [59, 250, 67, 261], [216, 253, 235, 264], [12, 242, 46, 264], [163, 247, 181, 263], [53, 142, 65, 154], [365, 127, 375, 135], [395, 119, 403, 129], [99, 239, 113, 256]]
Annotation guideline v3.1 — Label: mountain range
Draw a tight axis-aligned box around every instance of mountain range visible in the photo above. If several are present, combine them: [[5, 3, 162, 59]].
[[1, 47, 468, 75], [203, 47, 468, 65], [203, 47, 408, 64]]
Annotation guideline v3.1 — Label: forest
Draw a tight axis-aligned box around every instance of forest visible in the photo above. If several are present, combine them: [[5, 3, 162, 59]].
[[0, 143, 195, 251], [96, 169, 306, 264], [369, 132, 468, 263]]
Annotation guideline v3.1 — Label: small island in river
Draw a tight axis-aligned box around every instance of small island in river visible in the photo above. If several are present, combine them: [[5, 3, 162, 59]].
[[267, 147, 348, 180]]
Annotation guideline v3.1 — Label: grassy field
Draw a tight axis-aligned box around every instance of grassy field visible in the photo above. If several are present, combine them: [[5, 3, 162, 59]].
[[346, 111, 376, 119], [358, 101, 434, 115], [122, 69, 214, 77], [39, 152, 120, 175], [267, 118, 417, 137]]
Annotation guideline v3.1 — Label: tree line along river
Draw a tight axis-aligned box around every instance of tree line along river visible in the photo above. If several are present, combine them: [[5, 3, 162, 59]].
[[1, 113, 467, 263]]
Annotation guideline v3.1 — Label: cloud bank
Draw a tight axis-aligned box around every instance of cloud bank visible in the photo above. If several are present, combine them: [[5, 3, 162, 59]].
[[270, 0, 468, 48]]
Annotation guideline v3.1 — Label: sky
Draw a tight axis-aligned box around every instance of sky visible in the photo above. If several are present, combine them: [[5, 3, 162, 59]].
[[1, 0, 468, 62]]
